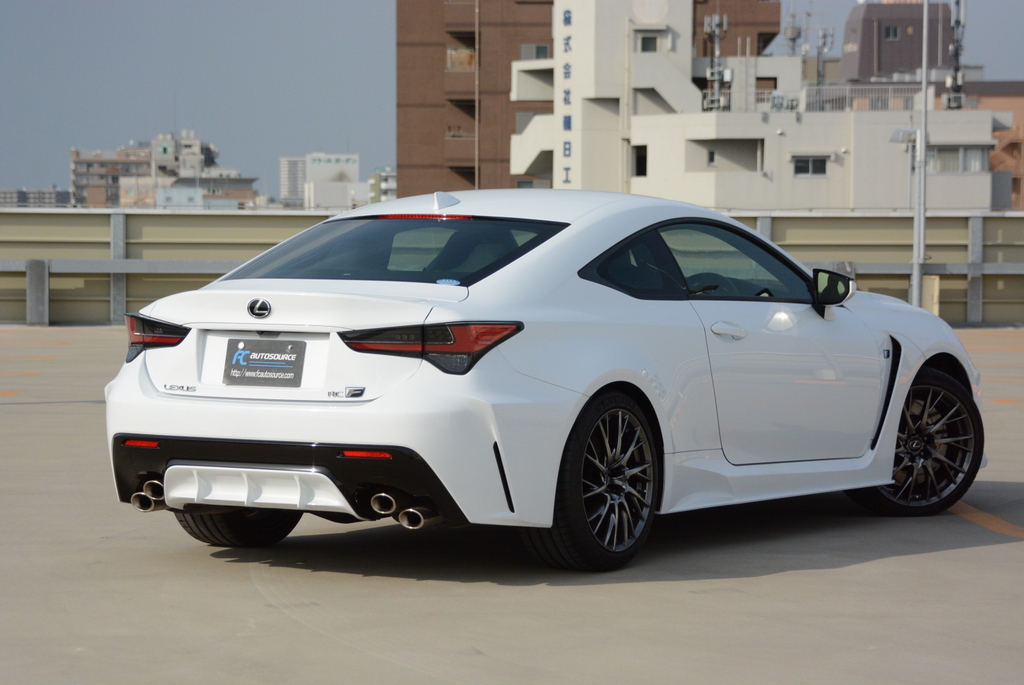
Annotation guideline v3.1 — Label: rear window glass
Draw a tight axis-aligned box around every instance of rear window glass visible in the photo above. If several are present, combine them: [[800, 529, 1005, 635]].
[[224, 217, 567, 286]]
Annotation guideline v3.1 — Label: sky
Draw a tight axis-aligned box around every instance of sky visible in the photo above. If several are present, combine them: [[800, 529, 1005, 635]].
[[0, 0, 1020, 195], [0, 0, 397, 195]]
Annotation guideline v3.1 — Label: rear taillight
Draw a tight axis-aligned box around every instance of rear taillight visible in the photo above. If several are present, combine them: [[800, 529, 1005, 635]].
[[124, 314, 191, 362], [341, 322, 522, 375]]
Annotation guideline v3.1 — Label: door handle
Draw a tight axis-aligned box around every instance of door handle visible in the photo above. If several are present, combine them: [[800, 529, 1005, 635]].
[[710, 321, 747, 340]]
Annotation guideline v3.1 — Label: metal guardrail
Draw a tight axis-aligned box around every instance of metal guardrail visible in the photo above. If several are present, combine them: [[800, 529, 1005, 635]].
[[0, 258, 245, 326], [2, 210, 1022, 326]]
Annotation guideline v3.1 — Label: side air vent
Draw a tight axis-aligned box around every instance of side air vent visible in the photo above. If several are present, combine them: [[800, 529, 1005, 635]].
[[870, 336, 903, 450]]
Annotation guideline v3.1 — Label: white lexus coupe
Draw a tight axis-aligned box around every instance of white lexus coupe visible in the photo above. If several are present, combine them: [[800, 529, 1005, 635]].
[[106, 190, 984, 571]]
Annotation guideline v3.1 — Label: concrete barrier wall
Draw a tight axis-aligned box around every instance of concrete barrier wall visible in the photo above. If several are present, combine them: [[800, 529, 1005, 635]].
[[0, 209, 332, 324], [1, 207, 1022, 325]]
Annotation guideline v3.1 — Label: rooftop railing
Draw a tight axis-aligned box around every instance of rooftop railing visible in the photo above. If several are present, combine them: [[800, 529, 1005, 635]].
[[701, 86, 925, 114]]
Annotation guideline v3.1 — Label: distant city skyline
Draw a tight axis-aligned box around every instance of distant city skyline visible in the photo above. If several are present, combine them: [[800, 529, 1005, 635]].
[[0, 0, 396, 195], [1, 0, 1019, 195]]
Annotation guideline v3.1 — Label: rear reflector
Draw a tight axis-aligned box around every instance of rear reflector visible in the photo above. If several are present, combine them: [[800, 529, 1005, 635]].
[[342, 450, 393, 459], [124, 439, 160, 449]]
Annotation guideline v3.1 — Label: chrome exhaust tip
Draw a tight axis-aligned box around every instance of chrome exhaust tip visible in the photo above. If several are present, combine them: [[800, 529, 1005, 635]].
[[130, 491, 168, 513], [142, 480, 164, 501], [398, 507, 441, 530], [370, 492, 399, 516]]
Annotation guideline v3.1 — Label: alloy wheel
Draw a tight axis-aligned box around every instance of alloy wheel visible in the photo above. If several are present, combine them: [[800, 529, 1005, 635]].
[[881, 383, 977, 508], [581, 408, 655, 552]]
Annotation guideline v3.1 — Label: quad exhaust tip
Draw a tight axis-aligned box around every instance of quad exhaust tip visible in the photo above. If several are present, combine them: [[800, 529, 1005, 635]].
[[370, 491, 442, 529], [398, 506, 441, 530], [370, 491, 400, 516], [142, 480, 164, 501], [131, 480, 168, 512]]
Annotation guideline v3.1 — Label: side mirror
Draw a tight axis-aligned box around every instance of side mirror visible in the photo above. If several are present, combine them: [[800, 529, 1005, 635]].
[[812, 268, 856, 319]]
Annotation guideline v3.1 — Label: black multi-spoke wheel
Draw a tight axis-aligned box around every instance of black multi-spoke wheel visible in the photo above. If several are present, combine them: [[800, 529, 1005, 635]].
[[847, 368, 983, 516], [521, 392, 660, 571]]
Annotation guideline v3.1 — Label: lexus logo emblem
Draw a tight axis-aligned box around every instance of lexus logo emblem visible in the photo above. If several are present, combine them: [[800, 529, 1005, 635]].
[[247, 298, 272, 318]]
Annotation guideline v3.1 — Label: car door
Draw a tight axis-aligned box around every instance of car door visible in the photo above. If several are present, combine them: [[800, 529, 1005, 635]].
[[657, 222, 886, 465]]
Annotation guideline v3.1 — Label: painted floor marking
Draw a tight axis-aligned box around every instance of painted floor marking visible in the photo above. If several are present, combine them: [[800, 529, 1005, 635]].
[[0, 356, 57, 361], [0, 341, 71, 346], [950, 501, 1024, 539], [993, 399, 1024, 404], [0, 391, 19, 397], [0, 372, 41, 377]]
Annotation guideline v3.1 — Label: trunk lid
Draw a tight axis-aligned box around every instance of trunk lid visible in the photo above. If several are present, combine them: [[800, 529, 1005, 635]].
[[140, 280, 467, 402]]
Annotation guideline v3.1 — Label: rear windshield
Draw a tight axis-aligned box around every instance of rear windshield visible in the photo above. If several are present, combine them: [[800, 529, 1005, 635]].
[[224, 216, 567, 286]]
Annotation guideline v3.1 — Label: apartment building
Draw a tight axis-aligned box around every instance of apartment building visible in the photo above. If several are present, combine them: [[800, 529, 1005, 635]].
[[507, 0, 1005, 211], [396, 0, 556, 196], [72, 131, 257, 208]]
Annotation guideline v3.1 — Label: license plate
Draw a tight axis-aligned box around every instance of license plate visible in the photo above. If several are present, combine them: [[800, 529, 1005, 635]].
[[223, 339, 306, 387]]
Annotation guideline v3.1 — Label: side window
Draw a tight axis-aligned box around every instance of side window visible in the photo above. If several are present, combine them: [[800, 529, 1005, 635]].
[[582, 230, 687, 299], [658, 223, 812, 302]]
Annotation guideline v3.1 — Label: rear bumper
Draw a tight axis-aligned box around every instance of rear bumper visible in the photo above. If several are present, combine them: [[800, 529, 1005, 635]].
[[112, 435, 469, 525], [106, 349, 584, 527]]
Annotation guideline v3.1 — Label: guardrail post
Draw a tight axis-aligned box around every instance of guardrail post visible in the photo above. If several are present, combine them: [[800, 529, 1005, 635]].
[[967, 215, 984, 324], [25, 259, 50, 326], [110, 212, 127, 322]]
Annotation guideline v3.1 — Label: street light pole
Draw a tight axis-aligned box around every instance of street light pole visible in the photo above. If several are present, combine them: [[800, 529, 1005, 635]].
[[911, 1, 930, 308]]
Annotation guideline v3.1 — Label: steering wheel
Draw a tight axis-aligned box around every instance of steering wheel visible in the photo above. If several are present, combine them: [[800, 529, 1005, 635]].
[[755, 287, 774, 297], [687, 272, 739, 297]]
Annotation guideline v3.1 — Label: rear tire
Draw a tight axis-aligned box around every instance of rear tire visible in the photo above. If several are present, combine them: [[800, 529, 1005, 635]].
[[521, 392, 660, 571], [846, 367, 983, 516], [174, 508, 303, 547]]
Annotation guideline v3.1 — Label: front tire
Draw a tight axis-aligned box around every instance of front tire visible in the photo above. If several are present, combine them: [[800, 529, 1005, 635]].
[[846, 367, 983, 516], [174, 508, 303, 547], [522, 392, 660, 571]]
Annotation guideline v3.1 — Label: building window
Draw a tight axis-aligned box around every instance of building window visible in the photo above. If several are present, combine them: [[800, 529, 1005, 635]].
[[926, 146, 989, 173], [633, 145, 648, 177], [640, 35, 658, 52], [884, 26, 899, 40], [707, 149, 716, 166], [520, 44, 549, 60], [794, 156, 827, 176], [446, 47, 476, 71]]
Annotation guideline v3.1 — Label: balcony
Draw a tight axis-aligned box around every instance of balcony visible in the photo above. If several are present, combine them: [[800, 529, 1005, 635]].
[[444, 133, 476, 167], [444, 69, 476, 101], [511, 58, 554, 102], [444, 0, 476, 31]]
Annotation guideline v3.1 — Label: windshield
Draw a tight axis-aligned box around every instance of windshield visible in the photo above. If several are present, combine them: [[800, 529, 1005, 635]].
[[224, 216, 567, 286]]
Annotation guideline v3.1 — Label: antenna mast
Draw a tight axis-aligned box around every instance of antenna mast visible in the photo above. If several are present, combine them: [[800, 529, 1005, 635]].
[[945, 0, 966, 109]]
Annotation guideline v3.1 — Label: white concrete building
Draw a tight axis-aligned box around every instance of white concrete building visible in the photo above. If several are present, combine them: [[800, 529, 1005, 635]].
[[510, 0, 1009, 211], [299, 152, 368, 212]]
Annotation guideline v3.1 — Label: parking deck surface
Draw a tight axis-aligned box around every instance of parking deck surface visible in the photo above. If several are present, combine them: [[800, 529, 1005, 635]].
[[2, 324, 1023, 684]]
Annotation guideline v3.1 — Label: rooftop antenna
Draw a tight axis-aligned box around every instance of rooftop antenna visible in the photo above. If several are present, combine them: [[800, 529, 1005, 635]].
[[703, 11, 728, 110], [816, 27, 834, 86], [945, 0, 966, 109], [784, 8, 802, 57], [801, 1, 813, 57]]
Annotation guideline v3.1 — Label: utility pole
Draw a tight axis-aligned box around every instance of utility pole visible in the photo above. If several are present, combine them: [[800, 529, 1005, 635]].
[[911, 1, 930, 309]]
